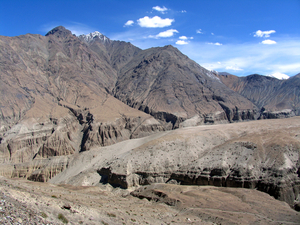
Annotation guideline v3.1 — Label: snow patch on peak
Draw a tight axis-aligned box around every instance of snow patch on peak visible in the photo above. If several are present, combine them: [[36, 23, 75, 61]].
[[206, 70, 221, 82], [79, 31, 110, 43], [267, 72, 289, 80]]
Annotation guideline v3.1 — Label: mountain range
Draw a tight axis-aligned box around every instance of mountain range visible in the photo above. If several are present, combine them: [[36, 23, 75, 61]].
[[0, 26, 300, 212]]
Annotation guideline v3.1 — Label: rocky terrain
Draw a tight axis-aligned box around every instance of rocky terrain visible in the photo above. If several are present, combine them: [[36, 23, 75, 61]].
[[0, 26, 165, 164], [1, 26, 299, 163], [113, 45, 258, 128], [44, 116, 300, 209], [0, 176, 299, 225], [0, 26, 262, 181], [0, 26, 300, 221], [217, 73, 300, 118]]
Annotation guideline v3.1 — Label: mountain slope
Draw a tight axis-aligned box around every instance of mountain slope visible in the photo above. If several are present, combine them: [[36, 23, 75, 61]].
[[114, 45, 258, 128], [217, 73, 300, 117], [0, 26, 164, 165], [79, 31, 142, 74]]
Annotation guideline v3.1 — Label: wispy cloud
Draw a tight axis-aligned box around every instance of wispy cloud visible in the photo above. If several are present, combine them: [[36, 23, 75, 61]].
[[124, 20, 134, 27], [225, 65, 243, 71], [261, 39, 276, 44], [149, 29, 178, 38], [152, 6, 168, 14], [137, 16, 174, 28], [196, 29, 203, 34], [176, 40, 188, 45], [111, 30, 299, 77], [207, 42, 222, 46], [177, 38, 300, 76], [254, 30, 276, 38]]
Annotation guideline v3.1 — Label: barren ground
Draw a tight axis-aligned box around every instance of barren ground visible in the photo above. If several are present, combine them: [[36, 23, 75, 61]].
[[0, 176, 299, 225]]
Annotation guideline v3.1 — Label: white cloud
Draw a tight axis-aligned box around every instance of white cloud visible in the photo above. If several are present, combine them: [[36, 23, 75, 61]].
[[124, 20, 134, 27], [153, 6, 168, 13], [254, 30, 276, 38], [178, 36, 193, 41], [176, 40, 188, 45], [207, 42, 222, 46], [276, 63, 300, 72], [261, 39, 277, 44], [150, 29, 178, 38], [267, 72, 289, 80], [225, 66, 243, 71], [211, 33, 214, 35], [109, 25, 299, 77], [176, 38, 300, 76], [137, 16, 174, 28], [181, 10, 187, 13], [179, 36, 188, 40], [196, 29, 203, 34]]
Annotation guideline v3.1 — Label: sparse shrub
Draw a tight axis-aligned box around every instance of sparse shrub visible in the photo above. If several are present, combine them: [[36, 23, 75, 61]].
[[101, 221, 109, 225], [51, 195, 57, 198], [131, 218, 136, 222], [40, 212, 48, 218], [58, 213, 68, 224], [107, 212, 116, 217]]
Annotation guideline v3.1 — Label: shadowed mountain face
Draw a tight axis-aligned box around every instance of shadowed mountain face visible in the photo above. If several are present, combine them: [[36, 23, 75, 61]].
[[217, 73, 300, 118], [114, 45, 258, 128]]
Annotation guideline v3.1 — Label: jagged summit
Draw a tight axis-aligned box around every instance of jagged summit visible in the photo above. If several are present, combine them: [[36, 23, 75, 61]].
[[45, 26, 72, 38], [78, 31, 110, 43]]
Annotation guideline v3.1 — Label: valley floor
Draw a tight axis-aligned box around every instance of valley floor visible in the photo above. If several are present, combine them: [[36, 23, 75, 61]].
[[0, 176, 299, 225]]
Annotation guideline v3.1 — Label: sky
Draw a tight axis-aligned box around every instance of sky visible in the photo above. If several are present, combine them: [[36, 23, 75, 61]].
[[1, 0, 300, 77]]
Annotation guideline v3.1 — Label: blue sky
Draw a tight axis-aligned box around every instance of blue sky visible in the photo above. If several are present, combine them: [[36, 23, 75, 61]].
[[1, 0, 299, 77]]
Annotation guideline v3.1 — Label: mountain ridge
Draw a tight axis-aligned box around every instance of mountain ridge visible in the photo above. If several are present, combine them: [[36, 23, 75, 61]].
[[0, 27, 300, 209], [216, 72, 300, 116], [0, 26, 299, 145]]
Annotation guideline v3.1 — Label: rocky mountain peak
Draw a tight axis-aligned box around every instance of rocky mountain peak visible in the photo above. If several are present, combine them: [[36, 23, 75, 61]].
[[45, 26, 72, 38], [78, 31, 110, 43]]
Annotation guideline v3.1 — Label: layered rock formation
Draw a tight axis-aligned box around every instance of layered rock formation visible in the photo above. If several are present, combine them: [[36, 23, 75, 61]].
[[49, 117, 300, 208], [2, 177, 300, 225]]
